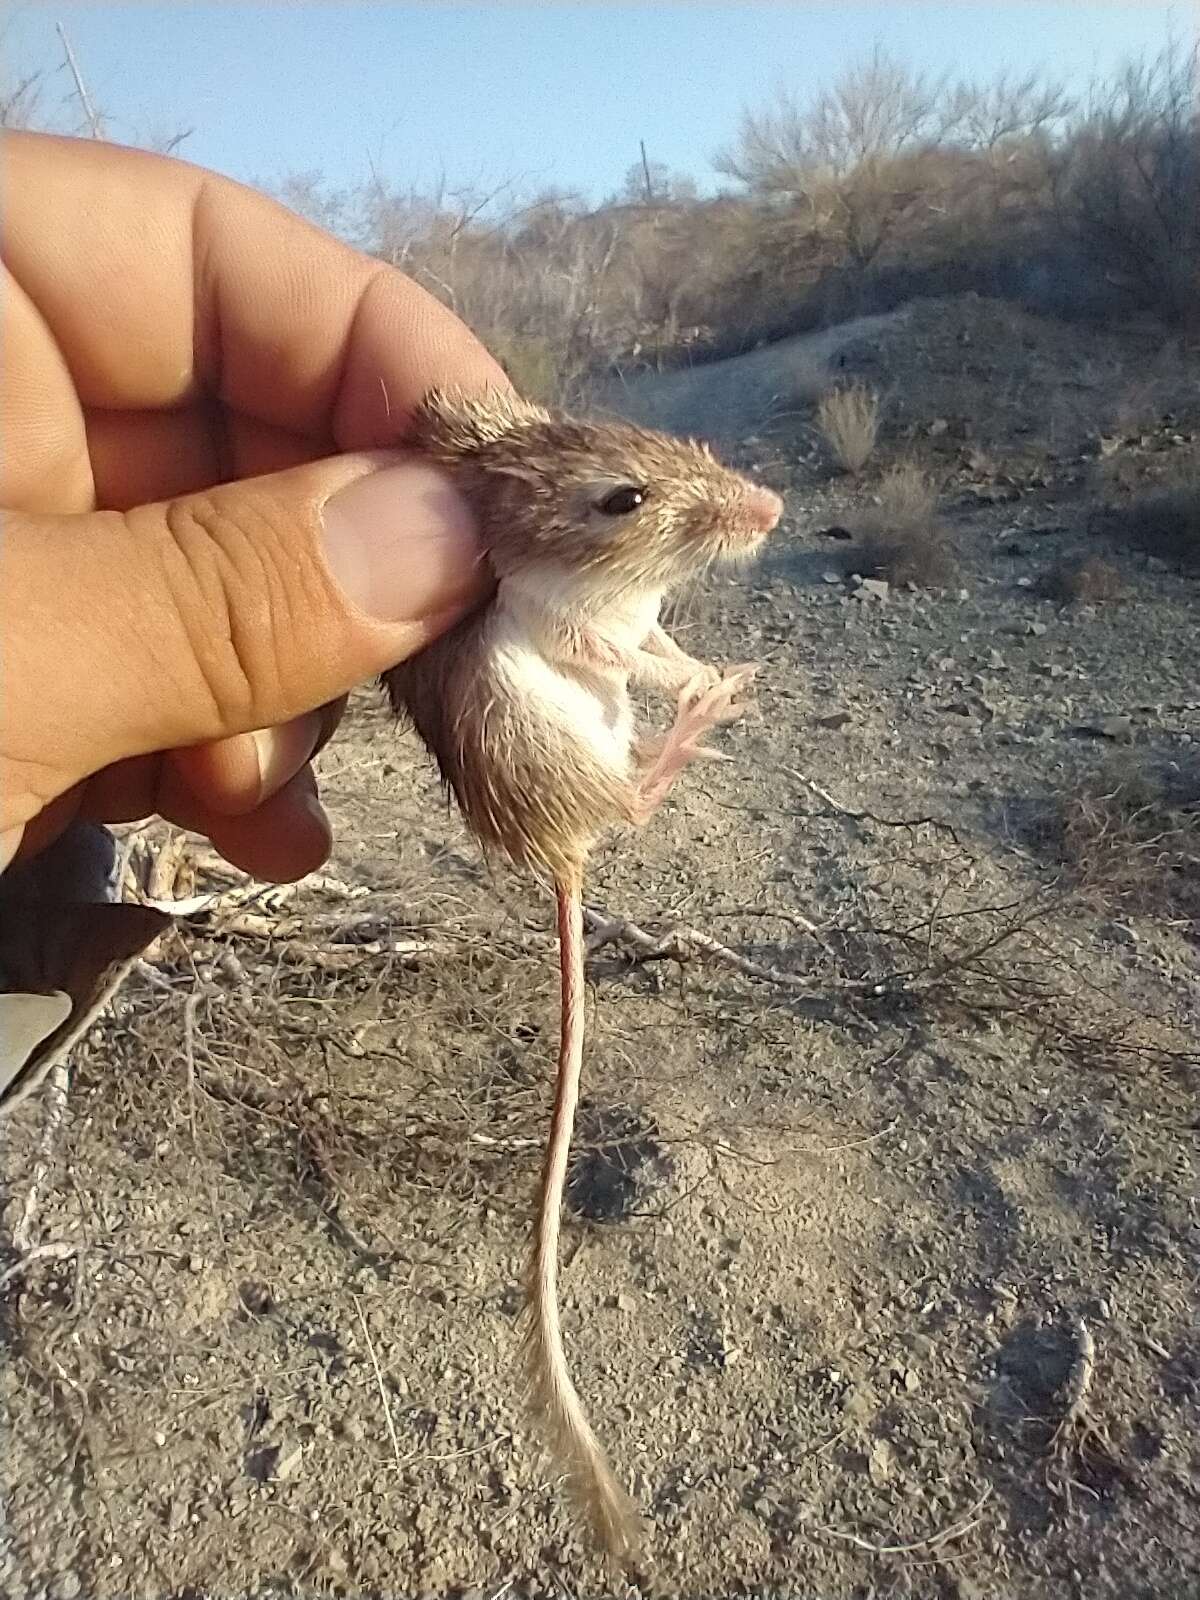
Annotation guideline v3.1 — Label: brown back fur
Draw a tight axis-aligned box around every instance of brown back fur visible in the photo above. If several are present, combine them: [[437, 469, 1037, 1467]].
[[385, 612, 632, 882]]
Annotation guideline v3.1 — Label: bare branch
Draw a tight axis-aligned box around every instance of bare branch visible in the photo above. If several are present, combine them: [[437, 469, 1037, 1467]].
[[0, 66, 44, 129], [56, 21, 105, 139]]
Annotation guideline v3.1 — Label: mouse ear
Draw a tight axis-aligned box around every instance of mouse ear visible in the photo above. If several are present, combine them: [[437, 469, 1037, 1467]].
[[412, 387, 551, 459]]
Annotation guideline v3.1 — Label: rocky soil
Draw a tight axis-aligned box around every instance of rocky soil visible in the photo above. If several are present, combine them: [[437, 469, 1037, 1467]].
[[1, 296, 1198, 1600]]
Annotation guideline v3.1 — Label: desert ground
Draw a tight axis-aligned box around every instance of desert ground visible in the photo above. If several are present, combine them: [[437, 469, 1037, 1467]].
[[1, 293, 1197, 1600]]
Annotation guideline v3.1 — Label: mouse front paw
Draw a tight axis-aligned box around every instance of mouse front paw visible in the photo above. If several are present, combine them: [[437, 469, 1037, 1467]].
[[678, 663, 757, 722], [632, 666, 760, 821]]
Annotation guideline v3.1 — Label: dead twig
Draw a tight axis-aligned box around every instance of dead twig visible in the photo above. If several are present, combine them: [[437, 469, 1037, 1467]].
[[11, 1062, 70, 1253], [583, 905, 887, 995], [352, 1294, 404, 1473], [198, 909, 449, 967], [1044, 1317, 1131, 1507], [0, 1239, 81, 1292], [817, 1485, 992, 1555], [182, 990, 203, 1150], [784, 767, 963, 847], [706, 902, 834, 951]]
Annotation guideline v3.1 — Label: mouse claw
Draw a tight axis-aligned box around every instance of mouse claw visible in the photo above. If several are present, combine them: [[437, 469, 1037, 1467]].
[[676, 676, 716, 719], [720, 663, 759, 696]]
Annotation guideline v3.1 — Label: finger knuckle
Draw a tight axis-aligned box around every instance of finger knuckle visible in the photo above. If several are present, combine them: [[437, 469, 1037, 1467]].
[[159, 488, 313, 731]]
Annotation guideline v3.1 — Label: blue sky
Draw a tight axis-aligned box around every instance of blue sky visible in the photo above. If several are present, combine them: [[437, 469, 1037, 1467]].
[[5, 3, 1188, 205]]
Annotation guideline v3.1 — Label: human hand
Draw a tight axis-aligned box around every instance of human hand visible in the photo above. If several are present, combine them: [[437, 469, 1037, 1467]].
[[1, 132, 511, 883]]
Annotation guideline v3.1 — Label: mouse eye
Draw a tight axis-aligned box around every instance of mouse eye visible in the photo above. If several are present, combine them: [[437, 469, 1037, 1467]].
[[596, 485, 647, 516]]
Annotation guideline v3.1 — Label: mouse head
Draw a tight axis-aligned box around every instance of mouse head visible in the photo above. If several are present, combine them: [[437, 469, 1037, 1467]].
[[410, 388, 782, 597]]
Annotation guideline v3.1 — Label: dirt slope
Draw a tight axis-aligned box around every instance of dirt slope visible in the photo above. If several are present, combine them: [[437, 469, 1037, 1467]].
[[590, 310, 908, 443]]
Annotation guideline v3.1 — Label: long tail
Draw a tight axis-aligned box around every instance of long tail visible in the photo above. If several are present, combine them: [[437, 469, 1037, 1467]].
[[520, 873, 644, 1565]]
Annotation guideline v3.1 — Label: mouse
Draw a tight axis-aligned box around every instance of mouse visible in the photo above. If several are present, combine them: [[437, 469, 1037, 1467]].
[[382, 387, 782, 1565]]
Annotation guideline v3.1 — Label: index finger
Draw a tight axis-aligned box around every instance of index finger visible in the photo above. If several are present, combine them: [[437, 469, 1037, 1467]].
[[1, 131, 511, 447]]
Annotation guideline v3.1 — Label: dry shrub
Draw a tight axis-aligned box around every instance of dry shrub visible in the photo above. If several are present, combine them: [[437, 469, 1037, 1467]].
[[848, 461, 958, 588], [486, 331, 577, 406], [1051, 759, 1200, 920], [874, 459, 937, 522], [256, 41, 1196, 400], [1108, 479, 1200, 572], [1055, 39, 1200, 330], [1037, 553, 1125, 605], [86, 928, 555, 1247], [816, 383, 880, 475]]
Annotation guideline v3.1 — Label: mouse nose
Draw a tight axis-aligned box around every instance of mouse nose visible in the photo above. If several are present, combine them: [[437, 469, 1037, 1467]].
[[747, 485, 784, 534]]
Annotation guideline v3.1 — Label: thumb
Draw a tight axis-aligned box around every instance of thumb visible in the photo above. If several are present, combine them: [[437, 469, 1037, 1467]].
[[2, 454, 485, 812]]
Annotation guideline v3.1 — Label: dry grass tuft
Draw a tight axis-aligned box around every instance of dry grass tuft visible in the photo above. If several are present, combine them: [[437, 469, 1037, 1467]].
[[1036, 554, 1126, 606], [816, 383, 880, 475], [873, 459, 938, 522], [847, 462, 958, 588], [1046, 759, 1200, 921], [1106, 479, 1200, 572]]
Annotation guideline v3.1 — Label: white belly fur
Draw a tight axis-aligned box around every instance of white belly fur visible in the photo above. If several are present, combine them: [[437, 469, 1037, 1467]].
[[487, 604, 637, 776]]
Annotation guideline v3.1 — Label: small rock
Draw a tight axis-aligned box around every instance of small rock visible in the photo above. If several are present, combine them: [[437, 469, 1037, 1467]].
[[868, 1439, 895, 1485], [985, 649, 1006, 670], [238, 1279, 274, 1315], [1101, 920, 1138, 946], [857, 577, 890, 601], [275, 1442, 304, 1481], [816, 525, 853, 541], [951, 1579, 987, 1600], [57, 1576, 82, 1600], [1076, 714, 1133, 742], [815, 711, 853, 730], [245, 1445, 280, 1483], [904, 1367, 921, 1393], [822, 570, 844, 585], [843, 1387, 877, 1424]]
